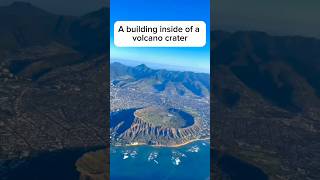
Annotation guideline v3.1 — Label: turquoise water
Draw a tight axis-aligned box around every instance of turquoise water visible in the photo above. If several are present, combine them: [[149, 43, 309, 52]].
[[110, 140, 210, 180]]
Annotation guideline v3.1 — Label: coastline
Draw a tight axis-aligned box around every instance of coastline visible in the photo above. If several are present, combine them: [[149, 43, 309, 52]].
[[112, 137, 210, 148]]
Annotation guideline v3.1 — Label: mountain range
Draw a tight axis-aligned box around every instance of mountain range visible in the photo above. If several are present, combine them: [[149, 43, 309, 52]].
[[0, 1, 108, 56], [111, 62, 210, 97]]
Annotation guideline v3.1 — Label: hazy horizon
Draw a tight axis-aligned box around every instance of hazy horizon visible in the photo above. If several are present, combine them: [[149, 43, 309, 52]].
[[111, 59, 210, 74], [0, 0, 107, 16]]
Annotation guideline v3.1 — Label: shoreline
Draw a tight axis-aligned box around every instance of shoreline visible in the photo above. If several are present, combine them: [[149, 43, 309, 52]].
[[112, 137, 210, 148]]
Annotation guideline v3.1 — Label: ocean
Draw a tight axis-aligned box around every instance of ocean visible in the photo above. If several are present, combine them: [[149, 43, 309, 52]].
[[110, 140, 210, 180]]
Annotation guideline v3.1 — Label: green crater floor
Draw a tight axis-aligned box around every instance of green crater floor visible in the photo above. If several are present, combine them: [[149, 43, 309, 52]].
[[135, 107, 194, 128]]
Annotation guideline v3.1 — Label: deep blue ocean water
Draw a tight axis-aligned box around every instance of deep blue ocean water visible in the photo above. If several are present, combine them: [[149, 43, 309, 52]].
[[110, 140, 210, 180]]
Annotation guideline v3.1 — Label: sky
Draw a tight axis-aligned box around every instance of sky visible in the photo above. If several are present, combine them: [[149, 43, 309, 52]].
[[1, 0, 319, 38], [213, 0, 320, 38], [110, 0, 211, 73], [0, 0, 107, 16]]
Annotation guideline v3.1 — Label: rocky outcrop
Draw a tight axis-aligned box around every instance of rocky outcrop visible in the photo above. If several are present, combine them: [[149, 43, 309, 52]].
[[76, 150, 108, 180]]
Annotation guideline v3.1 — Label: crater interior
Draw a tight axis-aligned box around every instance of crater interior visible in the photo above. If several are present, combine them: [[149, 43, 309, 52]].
[[134, 106, 194, 128]]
